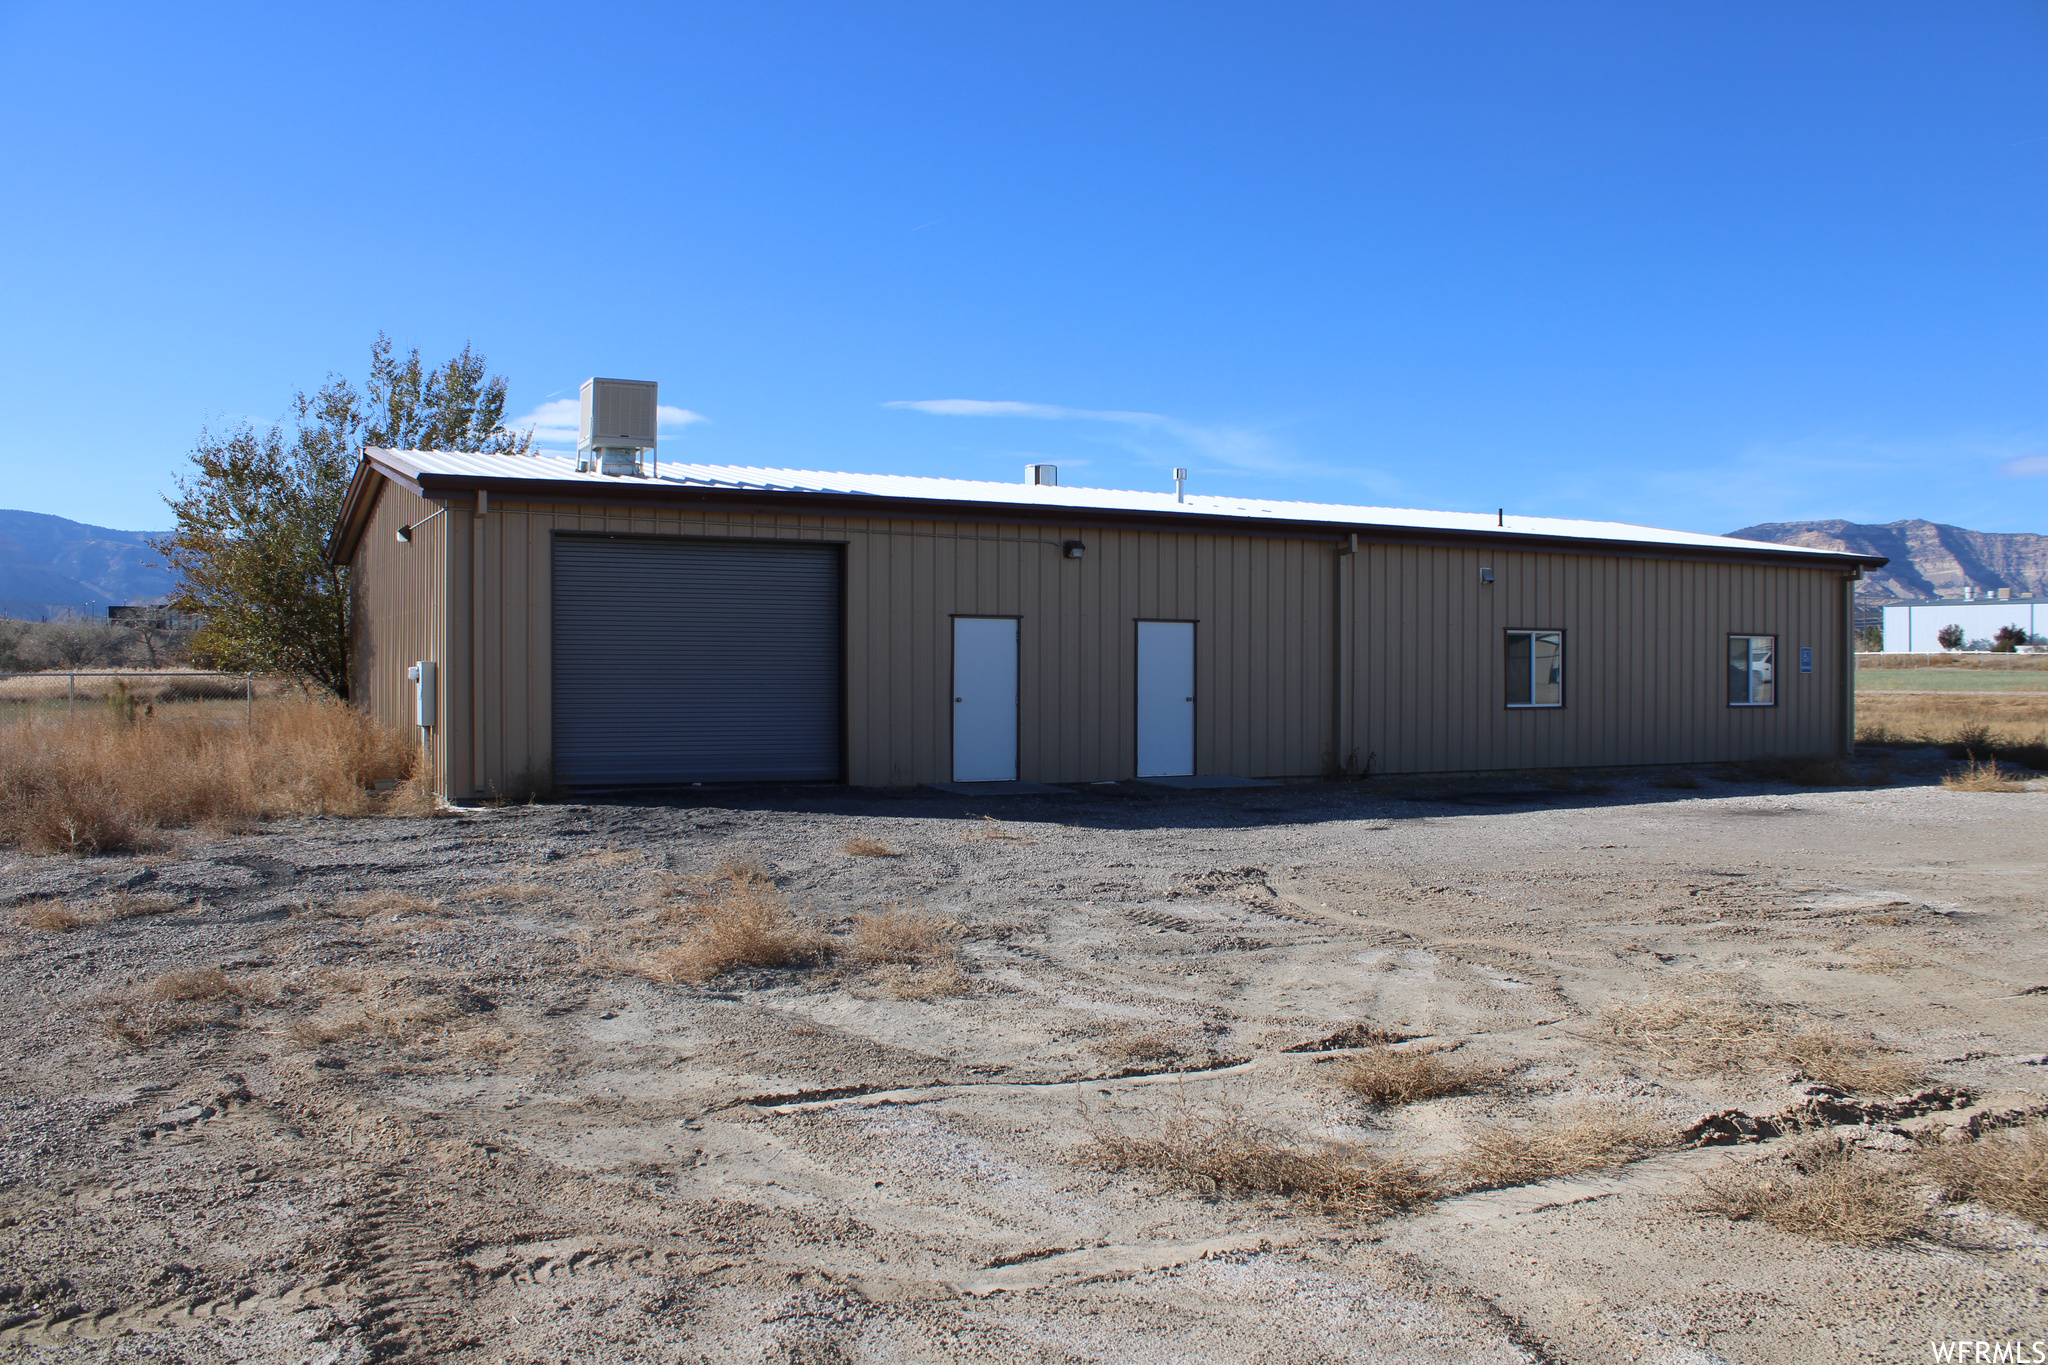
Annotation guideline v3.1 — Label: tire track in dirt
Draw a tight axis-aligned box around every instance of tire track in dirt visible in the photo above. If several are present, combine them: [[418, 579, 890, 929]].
[[336, 1170, 481, 1360]]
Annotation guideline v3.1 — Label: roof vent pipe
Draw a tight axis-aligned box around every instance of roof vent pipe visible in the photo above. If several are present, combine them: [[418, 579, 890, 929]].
[[1025, 464, 1057, 486], [1174, 468, 1188, 503], [577, 377, 659, 477]]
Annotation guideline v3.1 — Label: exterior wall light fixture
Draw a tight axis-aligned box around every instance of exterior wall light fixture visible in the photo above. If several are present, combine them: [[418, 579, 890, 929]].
[[1063, 540, 1086, 559]]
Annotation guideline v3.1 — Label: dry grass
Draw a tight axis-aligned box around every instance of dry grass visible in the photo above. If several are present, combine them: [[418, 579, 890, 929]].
[[1776, 1026, 1925, 1095], [1331, 1045, 1496, 1109], [1602, 994, 1779, 1072], [0, 698, 418, 854], [873, 960, 972, 999], [1451, 1105, 1671, 1190], [562, 848, 643, 867], [1922, 1122, 2048, 1228], [20, 892, 192, 933], [145, 967, 235, 1003], [455, 881, 553, 905], [846, 905, 971, 998], [1602, 996, 1923, 1094], [626, 862, 824, 985], [102, 1003, 210, 1047], [21, 901, 87, 932], [1082, 1096, 1441, 1220], [1857, 653, 2048, 670], [325, 891, 440, 920], [962, 816, 1032, 843], [845, 905, 964, 965], [1688, 1136, 1926, 1245], [1856, 693, 2048, 769], [100, 965, 281, 1046], [1942, 759, 2027, 792], [287, 996, 461, 1048], [840, 837, 900, 857], [1090, 1022, 1189, 1067]]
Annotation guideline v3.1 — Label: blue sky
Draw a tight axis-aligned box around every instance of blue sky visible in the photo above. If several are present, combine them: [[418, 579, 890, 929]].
[[1, 1, 2042, 535]]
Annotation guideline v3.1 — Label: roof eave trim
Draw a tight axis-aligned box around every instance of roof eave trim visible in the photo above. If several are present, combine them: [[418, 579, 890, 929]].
[[327, 454, 431, 564], [406, 471, 1888, 570]]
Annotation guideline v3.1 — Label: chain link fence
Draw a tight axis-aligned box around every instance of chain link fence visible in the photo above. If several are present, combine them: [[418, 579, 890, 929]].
[[0, 671, 320, 725]]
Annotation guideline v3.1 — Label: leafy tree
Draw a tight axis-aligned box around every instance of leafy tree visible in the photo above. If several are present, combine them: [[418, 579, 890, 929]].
[[156, 337, 531, 697], [1993, 623, 2032, 653], [1936, 623, 1965, 651]]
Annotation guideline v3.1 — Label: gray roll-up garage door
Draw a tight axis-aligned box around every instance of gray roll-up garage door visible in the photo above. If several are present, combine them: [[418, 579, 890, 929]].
[[552, 536, 841, 785]]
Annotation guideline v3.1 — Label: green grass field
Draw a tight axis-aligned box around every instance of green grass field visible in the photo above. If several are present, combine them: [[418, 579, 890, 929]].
[[1855, 669, 2048, 693]]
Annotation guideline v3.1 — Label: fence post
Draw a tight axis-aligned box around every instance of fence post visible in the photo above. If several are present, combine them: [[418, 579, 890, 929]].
[[247, 674, 254, 729], [68, 673, 75, 721]]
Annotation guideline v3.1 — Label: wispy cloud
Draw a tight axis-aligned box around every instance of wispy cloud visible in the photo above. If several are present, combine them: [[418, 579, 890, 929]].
[[884, 397, 1302, 476], [506, 399, 707, 448], [2000, 454, 2048, 478]]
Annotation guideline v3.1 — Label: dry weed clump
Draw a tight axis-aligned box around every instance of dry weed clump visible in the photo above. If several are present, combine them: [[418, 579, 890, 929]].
[[456, 882, 553, 905], [1602, 994, 1778, 1072], [100, 966, 280, 1046], [1091, 1022, 1188, 1067], [20, 901, 88, 932], [1332, 1045, 1495, 1109], [145, 967, 235, 1003], [102, 1002, 209, 1047], [962, 816, 1031, 843], [21, 891, 190, 932], [1942, 759, 2027, 793], [1776, 1026, 1925, 1096], [288, 996, 461, 1049], [874, 960, 972, 999], [1688, 1136, 1926, 1246], [0, 699, 418, 853], [1922, 1122, 2048, 1227], [1452, 1105, 1671, 1190], [846, 905, 964, 965], [840, 837, 900, 857], [325, 891, 441, 919], [847, 905, 971, 998], [1603, 996, 1923, 1094], [628, 861, 824, 985], [1082, 1097, 1440, 1220]]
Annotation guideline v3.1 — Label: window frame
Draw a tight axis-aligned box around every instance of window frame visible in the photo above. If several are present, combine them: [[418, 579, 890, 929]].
[[1503, 628, 1566, 709], [1727, 633, 1777, 708]]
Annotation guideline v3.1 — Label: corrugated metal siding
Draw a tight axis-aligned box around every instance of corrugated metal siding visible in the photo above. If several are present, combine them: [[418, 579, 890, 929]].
[[348, 481, 448, 786], [1347, 546, 1846, 774], [390, 490, 1848, 795]]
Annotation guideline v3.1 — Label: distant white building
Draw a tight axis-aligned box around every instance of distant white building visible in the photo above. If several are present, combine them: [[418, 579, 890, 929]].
[[1881, 592, 2046, 652]]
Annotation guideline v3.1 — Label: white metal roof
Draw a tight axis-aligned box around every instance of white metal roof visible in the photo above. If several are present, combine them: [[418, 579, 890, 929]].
[[366, 447, 1853, 558]]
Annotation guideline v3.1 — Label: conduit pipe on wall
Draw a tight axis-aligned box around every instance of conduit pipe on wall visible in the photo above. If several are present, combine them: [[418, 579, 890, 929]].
[[1842, 567, 1862, 757]]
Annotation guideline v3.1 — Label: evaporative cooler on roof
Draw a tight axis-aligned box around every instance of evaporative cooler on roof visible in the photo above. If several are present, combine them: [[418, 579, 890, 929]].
[[577, 378, 659, 476]]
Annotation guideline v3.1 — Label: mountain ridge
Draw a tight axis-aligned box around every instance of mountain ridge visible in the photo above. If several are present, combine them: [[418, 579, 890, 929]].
[[1726, 518, 2048, 602], [0, 510, 176, 619]]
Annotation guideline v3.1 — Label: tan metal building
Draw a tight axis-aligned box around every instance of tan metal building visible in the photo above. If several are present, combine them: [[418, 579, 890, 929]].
[[328, 450, 1886, 799]]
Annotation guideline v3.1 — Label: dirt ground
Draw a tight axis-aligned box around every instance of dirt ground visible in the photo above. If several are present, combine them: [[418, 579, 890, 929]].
[[2, 755, 2044, 1364]]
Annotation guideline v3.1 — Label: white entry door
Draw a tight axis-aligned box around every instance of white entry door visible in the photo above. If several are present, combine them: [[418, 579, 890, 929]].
[[1136, 621, 1195, 777], [953, 618, 1018, 781]]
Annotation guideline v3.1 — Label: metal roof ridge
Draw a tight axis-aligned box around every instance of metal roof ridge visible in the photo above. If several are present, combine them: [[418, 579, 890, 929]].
[[360, 448, 1877, 561]]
